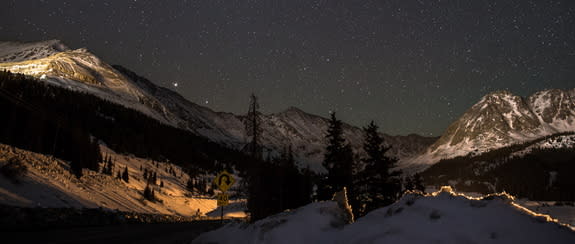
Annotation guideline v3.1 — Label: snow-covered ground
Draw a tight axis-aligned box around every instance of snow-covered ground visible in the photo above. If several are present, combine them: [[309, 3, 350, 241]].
[[516, 200, 575, 227], [193, 187, 575, 244], [0, 144, 231, 217], [424, 187, 575, 227]]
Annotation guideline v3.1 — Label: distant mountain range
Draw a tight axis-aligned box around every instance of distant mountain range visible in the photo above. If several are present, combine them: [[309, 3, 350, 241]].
[[1, 40, 574, 172]]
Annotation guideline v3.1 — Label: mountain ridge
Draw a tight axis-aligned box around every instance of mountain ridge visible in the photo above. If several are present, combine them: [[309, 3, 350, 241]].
[[0, 40, 435, 172], [2, 40, 572, 172]]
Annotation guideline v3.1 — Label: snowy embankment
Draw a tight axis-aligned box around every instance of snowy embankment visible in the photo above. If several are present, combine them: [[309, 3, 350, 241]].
[[193, 187, 575, 244], [0, 144, 220, 217]]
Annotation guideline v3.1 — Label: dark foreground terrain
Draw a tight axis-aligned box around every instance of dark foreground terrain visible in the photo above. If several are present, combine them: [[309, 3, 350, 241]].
[[1, 221, 222, 244]]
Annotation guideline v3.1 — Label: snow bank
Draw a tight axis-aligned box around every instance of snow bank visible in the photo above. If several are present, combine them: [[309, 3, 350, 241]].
[[340, 187, 574, 243], [194, 201, 346, 244], [193, 187, 575, 244], [194, 189, 353, 244]]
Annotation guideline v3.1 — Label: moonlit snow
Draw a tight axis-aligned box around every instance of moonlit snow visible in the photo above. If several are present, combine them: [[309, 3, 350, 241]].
[[193, 187, 575, 244]]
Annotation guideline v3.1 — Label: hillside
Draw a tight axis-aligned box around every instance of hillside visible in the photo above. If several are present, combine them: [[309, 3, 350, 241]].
[[0, 143, 220, 216]]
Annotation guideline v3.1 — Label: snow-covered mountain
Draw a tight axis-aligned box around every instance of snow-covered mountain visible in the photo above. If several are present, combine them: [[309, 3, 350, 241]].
[[408, 89, 575, 167], [0, 43, 177, 127], [0, 40, 435, 172]]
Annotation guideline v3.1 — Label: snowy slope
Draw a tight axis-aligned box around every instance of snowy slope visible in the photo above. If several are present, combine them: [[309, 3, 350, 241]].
[[517, 200, 575, 227], [193, 187, 575, 244], [195, 201, 348, 244], [0, 40, 69, 62], [407, 89, 575, 168], [0, 47, 179, 128], [0, 144, 219, 217], [529, 89, 575, 131]]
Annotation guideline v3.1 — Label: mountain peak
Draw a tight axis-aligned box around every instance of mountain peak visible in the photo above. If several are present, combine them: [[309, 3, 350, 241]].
[[41, 39, 69, 50], [485, 89, 512, 97], [0, 39, 70, 62], [283, 106, 305, 113], [474, 90, 524, 110], [480, 90, 516, 102]]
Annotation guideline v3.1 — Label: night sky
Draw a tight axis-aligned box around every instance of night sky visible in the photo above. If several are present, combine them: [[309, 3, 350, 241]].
[[1, 0, 574, 136]]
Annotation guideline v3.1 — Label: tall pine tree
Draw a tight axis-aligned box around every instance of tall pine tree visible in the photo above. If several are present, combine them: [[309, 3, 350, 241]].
[[244, 93, 262, 159], [122, 166, 129, 183], [243, 93, 267, 221], [354, 121, 402, 217], [318, 112, 354, 200]]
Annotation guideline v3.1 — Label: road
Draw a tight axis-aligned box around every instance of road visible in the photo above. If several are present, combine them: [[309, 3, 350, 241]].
[[1, 221, 222, 244]]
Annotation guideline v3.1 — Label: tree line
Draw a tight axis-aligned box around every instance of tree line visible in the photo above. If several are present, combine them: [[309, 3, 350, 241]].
[[243, 94, 423, 221], [0, 71, 101, 177], [0, 70, 254, 177], [421, 136, 575, 201]]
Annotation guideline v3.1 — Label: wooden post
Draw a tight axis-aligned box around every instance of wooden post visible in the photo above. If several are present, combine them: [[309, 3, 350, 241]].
[[220, 205, 224, 224]]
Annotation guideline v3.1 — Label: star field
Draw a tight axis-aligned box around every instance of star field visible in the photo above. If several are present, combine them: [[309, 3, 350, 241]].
[[1, 0, 574, 136]]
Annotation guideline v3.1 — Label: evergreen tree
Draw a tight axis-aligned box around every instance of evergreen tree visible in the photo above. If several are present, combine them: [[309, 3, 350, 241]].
[[122, 166, 129, 183], [404, 176, 415, 191], [186, 177, 195, 192], [354, 121, 402, 217], [105, 156, 114, 176], [70, 159, 83, 178], [280, 145, 312, 209], [404, 173, 425, 192], [413, 173, 425, 192], [318, 112, 354, 200], [143, 183, 154, 201], [244, 93, 262, 159], [243, 93, 268, 222]]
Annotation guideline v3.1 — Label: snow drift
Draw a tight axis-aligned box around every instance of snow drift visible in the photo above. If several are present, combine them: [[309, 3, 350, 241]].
[[193, 187, 575, 244]]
